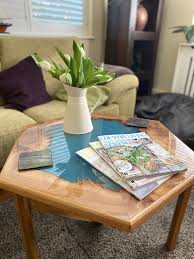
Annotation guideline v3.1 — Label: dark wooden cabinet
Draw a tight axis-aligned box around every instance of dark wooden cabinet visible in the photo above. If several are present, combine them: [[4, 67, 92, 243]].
[[105, 0, 164, 95]]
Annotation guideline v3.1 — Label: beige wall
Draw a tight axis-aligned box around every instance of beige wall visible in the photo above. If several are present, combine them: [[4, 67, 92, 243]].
[[154, 0, 194, 93], [82, 0, 107, 64]]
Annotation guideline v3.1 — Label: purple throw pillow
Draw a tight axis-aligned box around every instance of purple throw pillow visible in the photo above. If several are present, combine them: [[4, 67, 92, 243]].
[[0, 56, 52, 111]]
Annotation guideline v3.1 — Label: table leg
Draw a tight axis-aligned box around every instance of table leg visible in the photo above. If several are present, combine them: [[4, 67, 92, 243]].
[[166, 186, 192, 251], [16, 195, 39, 259]]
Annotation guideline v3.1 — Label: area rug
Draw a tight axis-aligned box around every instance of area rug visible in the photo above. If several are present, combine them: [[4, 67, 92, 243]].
[[0, 188, 193, 259]]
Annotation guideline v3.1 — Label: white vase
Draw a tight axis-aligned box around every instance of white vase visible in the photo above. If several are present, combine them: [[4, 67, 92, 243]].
[[63, 84, 93, 134]]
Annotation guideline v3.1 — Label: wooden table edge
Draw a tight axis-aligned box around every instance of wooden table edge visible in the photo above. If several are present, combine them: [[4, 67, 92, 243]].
[[0, 174, 193, 232], [0, 177, 131, 232], [130, 177, 194, 230]]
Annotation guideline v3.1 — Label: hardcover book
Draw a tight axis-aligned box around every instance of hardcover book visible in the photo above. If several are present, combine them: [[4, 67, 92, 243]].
[[76, 147, 171, 200], [98, 133, 187, 180], [18, 149, 53, 170], [89, 141, 169, 189]]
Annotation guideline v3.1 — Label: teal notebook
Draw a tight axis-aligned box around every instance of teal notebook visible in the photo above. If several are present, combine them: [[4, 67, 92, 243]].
[[18, 149, 53, 170]]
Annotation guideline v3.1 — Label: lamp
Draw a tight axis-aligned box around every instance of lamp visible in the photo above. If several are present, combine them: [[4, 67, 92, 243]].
[[0, 8, 12, 33]]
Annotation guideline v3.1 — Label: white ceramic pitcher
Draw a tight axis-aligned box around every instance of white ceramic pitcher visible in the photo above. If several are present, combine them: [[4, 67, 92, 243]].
[[63, 84, 93, 134]]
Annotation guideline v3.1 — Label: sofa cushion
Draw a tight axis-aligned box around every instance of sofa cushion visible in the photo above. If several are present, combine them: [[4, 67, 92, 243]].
[[54, 85, 110, 113], [24, 100, 66, 123], [0, 56, 52, 111], [24, 99, 120, 123], [0, 108, 36, 168]]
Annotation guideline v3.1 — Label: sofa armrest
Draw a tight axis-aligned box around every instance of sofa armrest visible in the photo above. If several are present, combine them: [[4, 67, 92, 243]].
[[102, 74, 138, 117], [116, 87, 137, 117], [104, 74, 138, 105]]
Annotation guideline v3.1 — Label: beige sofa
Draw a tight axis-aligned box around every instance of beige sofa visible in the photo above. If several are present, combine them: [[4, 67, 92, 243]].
[[0, 36, 138, 168]]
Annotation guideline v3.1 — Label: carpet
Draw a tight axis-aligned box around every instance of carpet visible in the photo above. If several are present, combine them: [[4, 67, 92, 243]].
[[0, 188, 193, 259]]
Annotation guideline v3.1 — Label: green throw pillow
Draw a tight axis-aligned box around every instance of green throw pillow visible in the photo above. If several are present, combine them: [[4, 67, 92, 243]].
[[54, 85, 110, 113]]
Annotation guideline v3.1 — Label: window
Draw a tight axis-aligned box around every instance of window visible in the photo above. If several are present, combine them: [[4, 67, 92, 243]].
[[0, 0, 29, 33], [30, 0, 86, 35], [0, 0, 91, 36]]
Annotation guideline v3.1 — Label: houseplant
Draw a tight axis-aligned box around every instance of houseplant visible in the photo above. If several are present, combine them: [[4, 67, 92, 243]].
[[171, 25, 194, 43], [32, 41, 114, 134]]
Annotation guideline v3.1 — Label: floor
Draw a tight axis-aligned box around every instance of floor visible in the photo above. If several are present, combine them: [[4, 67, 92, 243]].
[[0, 187, 193, 259]]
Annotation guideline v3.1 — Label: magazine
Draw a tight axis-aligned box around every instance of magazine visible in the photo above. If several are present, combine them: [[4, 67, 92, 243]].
[[98, 133, 187, 180], [76, 147, 171, 200], [89, 141, 169, 189]]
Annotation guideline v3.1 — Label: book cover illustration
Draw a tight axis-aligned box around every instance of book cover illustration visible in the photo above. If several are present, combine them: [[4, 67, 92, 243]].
[[76, 147, 171, 200], [89, 141, 169, 189], [18, 149, 53, 170], [98, 133, 187, 180]]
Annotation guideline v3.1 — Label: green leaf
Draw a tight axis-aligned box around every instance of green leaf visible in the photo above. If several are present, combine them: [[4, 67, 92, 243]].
[[77, 71, 85, 87], [170, 25, 187, 29], [69, 56, 77, 85], [49, 56, 61, 71], [31, 53, 43, 64], [172, 28, 185, 33], [73, 40, 82, 76], [83, 78, 101, 88], [170, 25, 187, 34], [55, 47, 69, 66], [48, 70, 59, 80], [83, 58, 95, 83], [76, 58, 84, 86]]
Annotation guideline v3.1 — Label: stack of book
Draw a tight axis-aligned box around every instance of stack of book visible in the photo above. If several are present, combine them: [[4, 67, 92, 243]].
[[76, 132, 187, 200]]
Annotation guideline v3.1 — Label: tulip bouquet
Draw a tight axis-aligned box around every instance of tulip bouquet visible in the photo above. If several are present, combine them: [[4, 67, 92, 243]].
[[31, 40, 114, 88]]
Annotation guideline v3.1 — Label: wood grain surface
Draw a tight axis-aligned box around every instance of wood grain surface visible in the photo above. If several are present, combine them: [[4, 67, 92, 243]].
[[16, 196, 39, 259], [0, 114, 194, 232]]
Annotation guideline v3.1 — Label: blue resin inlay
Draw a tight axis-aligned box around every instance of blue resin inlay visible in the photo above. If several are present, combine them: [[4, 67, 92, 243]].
[[42, 119, 138, 191]]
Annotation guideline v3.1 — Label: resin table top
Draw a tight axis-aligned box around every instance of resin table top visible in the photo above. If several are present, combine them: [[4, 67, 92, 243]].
[[1, 114, 194, 231]]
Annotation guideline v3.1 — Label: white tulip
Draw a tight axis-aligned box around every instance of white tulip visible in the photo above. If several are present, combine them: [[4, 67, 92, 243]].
[[80, 47, 86, 58], [39, 60, 52, 71], [64, 54, 71, 63], [60, 73, 72, 85]]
